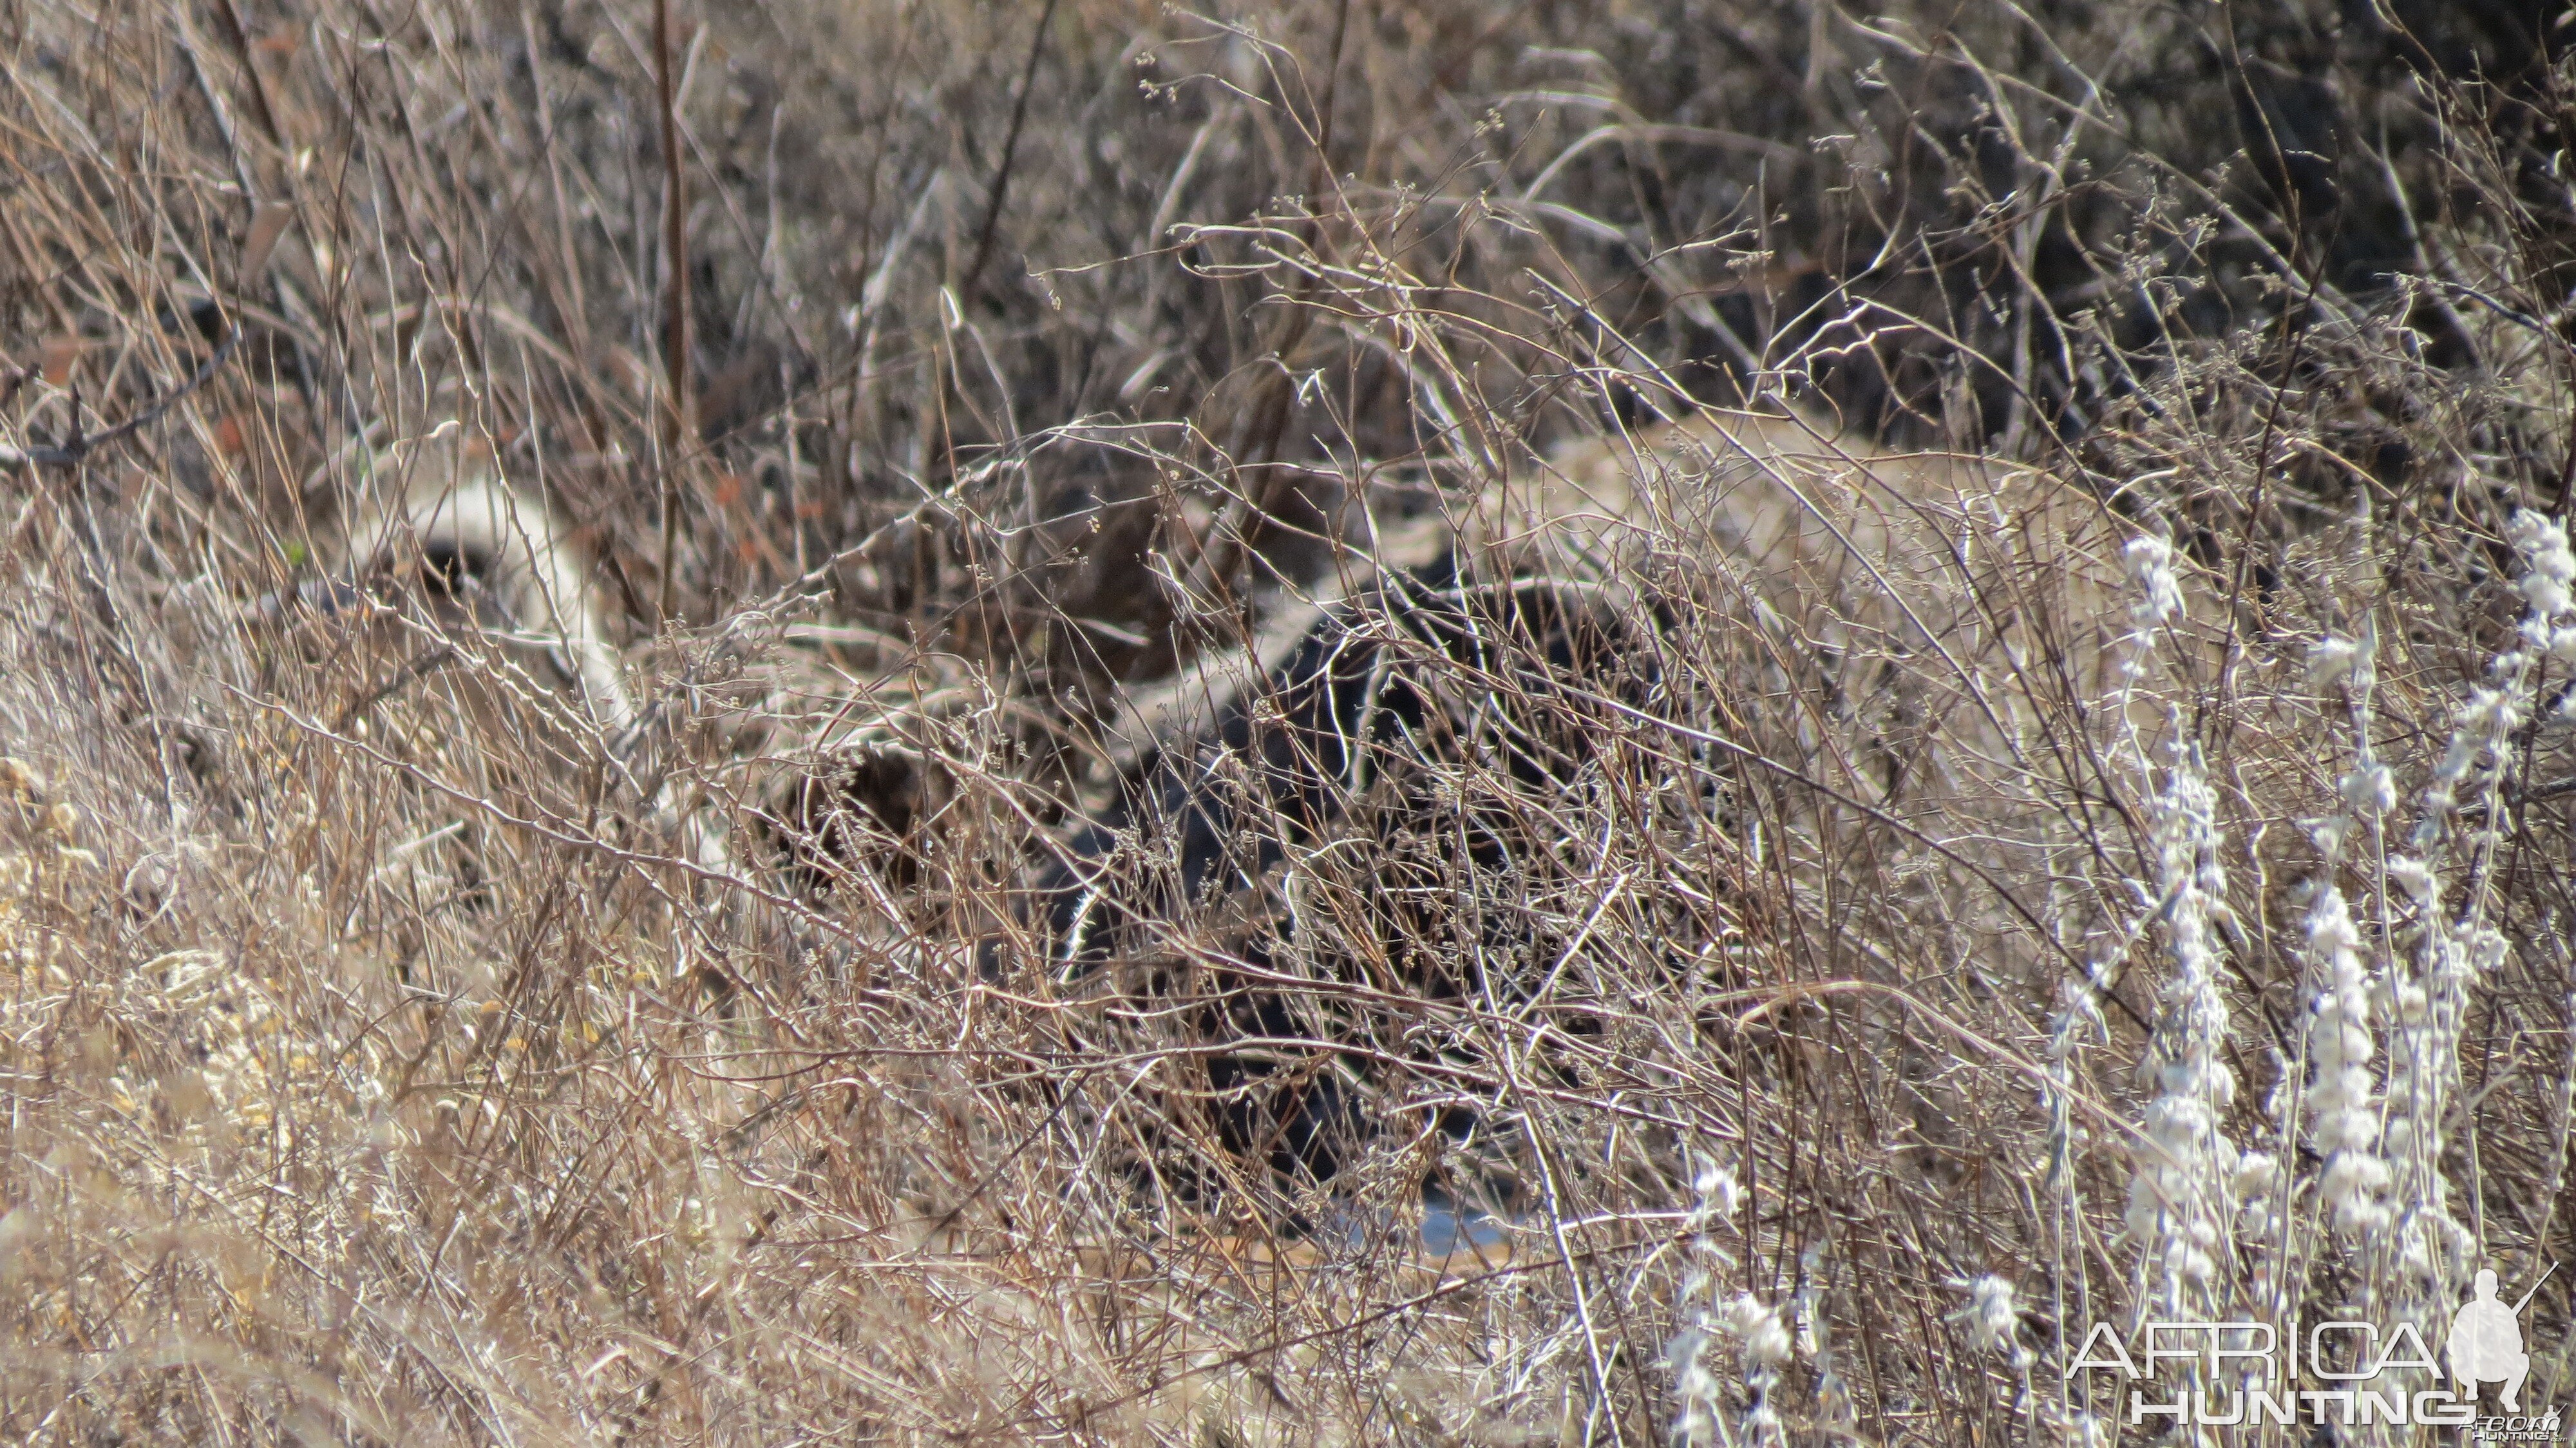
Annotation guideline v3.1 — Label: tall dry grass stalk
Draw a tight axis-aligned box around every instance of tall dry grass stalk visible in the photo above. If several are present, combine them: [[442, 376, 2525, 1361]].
[[2, 2, 2573, 1444]]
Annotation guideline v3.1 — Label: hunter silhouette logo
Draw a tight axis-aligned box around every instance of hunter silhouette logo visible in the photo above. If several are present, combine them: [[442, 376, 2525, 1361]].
[[2452, 1265, 2553, 1413]]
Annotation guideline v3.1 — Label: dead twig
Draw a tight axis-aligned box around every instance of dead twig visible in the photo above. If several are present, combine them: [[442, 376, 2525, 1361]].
[[0, 326, 242, 472]]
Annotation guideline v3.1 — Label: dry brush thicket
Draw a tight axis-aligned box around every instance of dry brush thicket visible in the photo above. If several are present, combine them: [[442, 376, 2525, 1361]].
[[3, 0, 2576, 1443]]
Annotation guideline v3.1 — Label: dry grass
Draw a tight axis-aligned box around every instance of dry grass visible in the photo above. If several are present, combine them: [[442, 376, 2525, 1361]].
[[4, 1, 2576, 1443]]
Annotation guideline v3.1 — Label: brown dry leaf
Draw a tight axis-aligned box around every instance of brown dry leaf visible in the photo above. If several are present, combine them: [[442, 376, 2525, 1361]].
[[239, 203, 297, 287], [36, 338, 82, 387]]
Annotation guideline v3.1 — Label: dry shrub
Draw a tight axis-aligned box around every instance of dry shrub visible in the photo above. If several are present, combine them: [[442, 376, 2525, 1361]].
[[3, 1, 2575, 1444]]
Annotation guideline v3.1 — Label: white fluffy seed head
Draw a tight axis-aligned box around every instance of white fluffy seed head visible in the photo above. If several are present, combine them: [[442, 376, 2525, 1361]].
[[2308, 635, 2363, 685], [1687, 1153, 1740, 1230], [2125, 534, 2184, 625], [2386, 856, 2436, 904], [2342, 762, 2396, 817], [2510, 509, 2576, 619], [2304, 881, 2391, 1239], [2123, 730, 2244, 1316], [1952, 1276, 2031, 1367], [1718, 1293, 1792, 1370]]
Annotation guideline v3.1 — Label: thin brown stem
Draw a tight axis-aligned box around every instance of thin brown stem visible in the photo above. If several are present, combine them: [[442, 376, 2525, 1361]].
[[655, 0, 694, 625]]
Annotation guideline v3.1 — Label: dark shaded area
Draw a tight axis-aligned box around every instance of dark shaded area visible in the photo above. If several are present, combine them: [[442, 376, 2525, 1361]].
[[1002, 558, 1660, 1208]]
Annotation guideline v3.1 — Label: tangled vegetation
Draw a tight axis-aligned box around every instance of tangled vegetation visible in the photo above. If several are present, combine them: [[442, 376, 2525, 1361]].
[[3, 0, 2575, 1442]]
